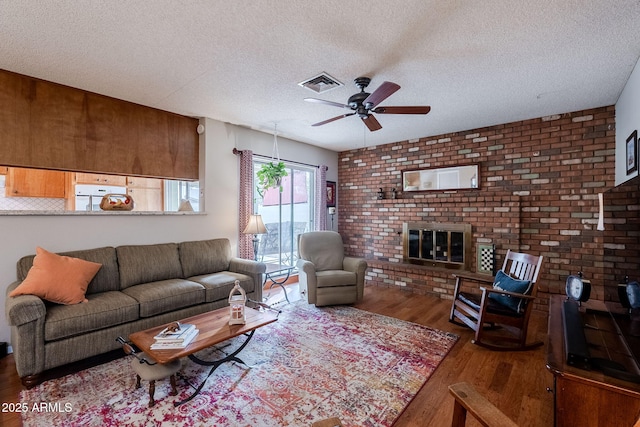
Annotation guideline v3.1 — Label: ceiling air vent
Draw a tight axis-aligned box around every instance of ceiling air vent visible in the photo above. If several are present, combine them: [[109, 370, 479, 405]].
[[298, 72, 343, 93]]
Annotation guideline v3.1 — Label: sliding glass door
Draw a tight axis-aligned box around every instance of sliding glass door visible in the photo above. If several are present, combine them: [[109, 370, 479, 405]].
[[254, 160, 314, 268]]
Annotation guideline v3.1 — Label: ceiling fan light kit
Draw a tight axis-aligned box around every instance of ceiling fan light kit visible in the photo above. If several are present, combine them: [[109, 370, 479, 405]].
[[305, 76, 431, 131]]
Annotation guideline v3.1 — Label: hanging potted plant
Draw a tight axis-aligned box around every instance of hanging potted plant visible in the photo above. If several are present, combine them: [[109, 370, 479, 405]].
[[256, 123, 288, 197], [256, 161, 288, 197]]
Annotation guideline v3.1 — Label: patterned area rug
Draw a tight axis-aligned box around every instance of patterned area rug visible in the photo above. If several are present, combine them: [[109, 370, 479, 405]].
[[20, 302, 458, 426]]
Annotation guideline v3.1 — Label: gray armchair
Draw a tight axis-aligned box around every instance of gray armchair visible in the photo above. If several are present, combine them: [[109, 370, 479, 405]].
[[296, 231, 367, 306]]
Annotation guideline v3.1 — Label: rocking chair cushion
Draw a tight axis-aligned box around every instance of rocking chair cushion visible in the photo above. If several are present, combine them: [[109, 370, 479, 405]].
[[458, 292, 523, 318], [488, 270, 532, 313]]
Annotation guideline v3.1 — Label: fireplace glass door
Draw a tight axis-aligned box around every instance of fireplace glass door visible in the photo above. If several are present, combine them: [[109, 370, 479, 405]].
[[403, 222, 471, 270]]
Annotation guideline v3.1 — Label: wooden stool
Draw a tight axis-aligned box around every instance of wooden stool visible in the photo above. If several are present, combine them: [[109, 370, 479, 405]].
[[130, 353, 181, 407]]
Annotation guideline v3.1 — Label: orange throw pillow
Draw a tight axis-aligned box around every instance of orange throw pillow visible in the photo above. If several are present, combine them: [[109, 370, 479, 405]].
[[9, 247, 102, 305]]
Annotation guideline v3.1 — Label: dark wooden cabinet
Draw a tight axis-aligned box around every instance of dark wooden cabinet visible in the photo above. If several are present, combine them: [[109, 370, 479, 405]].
[[0, 69, 199, 180], [547, 296, 640, 426]]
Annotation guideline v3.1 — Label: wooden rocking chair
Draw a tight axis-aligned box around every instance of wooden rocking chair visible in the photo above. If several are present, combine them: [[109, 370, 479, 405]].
[[449, 250, 543, 351]]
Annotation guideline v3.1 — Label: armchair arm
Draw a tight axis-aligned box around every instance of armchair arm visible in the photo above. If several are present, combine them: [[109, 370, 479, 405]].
[[449, 382, 518, 427], [452, 272, 494, 300], [343, 256, 367, 274], [297, 259, 316, 274], [453, 272, 495, 285], [296, 259, 318, 304], [5, 281, 46, 326], [343, 257, 367, 302]]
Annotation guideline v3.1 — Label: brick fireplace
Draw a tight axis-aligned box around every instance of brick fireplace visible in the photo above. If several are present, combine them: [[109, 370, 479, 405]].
[[336, 106, 630, 313]]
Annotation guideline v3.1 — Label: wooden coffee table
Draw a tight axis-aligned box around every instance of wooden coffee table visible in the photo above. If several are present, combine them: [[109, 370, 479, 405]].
[[129, 306, 278, 406]]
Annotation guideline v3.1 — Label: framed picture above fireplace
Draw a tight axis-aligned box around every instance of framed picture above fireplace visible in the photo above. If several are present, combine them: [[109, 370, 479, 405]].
[[402, 164, 479, 192]]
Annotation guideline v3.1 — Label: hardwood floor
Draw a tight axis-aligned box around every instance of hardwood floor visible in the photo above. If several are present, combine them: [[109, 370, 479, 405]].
[[0, 354, 24, 427], [354, 285, 554, 427], [0, 284, 554, 426]]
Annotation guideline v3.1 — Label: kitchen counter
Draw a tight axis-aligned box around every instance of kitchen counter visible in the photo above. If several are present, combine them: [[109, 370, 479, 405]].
[[0, 210, 205, 216]]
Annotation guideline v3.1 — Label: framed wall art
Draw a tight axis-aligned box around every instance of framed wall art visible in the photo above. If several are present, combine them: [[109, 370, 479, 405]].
[[627, 130, 638, 175], [326, 181, 336, 207]]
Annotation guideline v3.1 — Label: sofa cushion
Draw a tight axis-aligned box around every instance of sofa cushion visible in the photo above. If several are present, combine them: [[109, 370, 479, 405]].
[[316, 270, 357, 288], [122, 279, 205, 317], [17, 246, 119, 295], [189, 271, 255, 302], [179, 239, 232, 278], [188, 272, 254, 303], [10, 247, 102, 305], [44, 291, 139, 341], [117, 243, 184, 289]]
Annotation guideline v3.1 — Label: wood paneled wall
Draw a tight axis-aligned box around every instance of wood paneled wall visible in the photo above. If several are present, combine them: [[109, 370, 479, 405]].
[[0, 69, 199, 180]]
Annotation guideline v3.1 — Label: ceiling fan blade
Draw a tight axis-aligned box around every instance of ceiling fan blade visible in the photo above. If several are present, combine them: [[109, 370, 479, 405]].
[[362, 114, 382, 131], [312, 113, 356, 127], [304, 97, 351, 109], [363, 81, 401, 108], [372, 106, 431, 115]]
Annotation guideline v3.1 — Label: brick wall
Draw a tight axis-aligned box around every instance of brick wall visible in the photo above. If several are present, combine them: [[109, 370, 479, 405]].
[[337, 106, 635, 313], [603, 176, 640, 300]]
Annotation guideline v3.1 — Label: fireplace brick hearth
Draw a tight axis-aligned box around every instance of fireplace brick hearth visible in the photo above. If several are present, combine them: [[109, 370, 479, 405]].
[[335, 106, 639, 313]]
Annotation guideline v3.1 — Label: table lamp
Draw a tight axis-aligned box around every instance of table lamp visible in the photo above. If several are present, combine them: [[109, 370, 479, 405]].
[[242, 214, 267, 260]]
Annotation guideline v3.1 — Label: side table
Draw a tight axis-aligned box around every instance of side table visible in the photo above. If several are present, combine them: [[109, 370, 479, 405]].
[[263, 263, 294, 304]]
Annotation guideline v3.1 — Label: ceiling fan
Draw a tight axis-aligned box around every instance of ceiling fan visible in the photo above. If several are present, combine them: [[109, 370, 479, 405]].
[[304, 77, 431, 131]]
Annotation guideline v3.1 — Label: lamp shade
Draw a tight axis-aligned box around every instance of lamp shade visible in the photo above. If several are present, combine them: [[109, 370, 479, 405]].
[[243, 214, 267, 235]]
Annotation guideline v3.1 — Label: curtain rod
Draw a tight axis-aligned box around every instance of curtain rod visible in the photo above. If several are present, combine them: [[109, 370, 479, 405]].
[[233, 148, 325, 170]]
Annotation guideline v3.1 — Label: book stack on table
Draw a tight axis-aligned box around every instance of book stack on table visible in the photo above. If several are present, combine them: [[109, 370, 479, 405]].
[[151, 323, 199, 350]]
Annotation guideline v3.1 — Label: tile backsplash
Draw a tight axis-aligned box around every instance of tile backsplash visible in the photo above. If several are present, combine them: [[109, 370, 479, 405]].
[[0, 175, 65, 211]]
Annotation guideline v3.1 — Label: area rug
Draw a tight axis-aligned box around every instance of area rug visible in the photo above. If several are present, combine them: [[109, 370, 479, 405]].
[[20, 302, 458, 427]]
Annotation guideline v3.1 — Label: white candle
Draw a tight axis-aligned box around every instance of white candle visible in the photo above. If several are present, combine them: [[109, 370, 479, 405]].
[[597, 193, 605, 231]]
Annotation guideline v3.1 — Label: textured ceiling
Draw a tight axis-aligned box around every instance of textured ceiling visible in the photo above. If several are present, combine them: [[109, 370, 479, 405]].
[[1, 1, 640, 152]]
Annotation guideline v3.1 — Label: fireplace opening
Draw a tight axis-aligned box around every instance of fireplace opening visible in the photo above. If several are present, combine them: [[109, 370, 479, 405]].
[[402, 222, 472, 270]]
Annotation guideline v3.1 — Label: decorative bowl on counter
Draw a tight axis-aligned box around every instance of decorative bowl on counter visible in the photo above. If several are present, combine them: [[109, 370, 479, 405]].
[[100, 194, 134, 211]]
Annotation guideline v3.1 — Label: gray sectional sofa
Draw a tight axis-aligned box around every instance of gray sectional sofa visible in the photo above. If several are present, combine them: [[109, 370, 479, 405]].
[[5, 238, 265, 388]]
